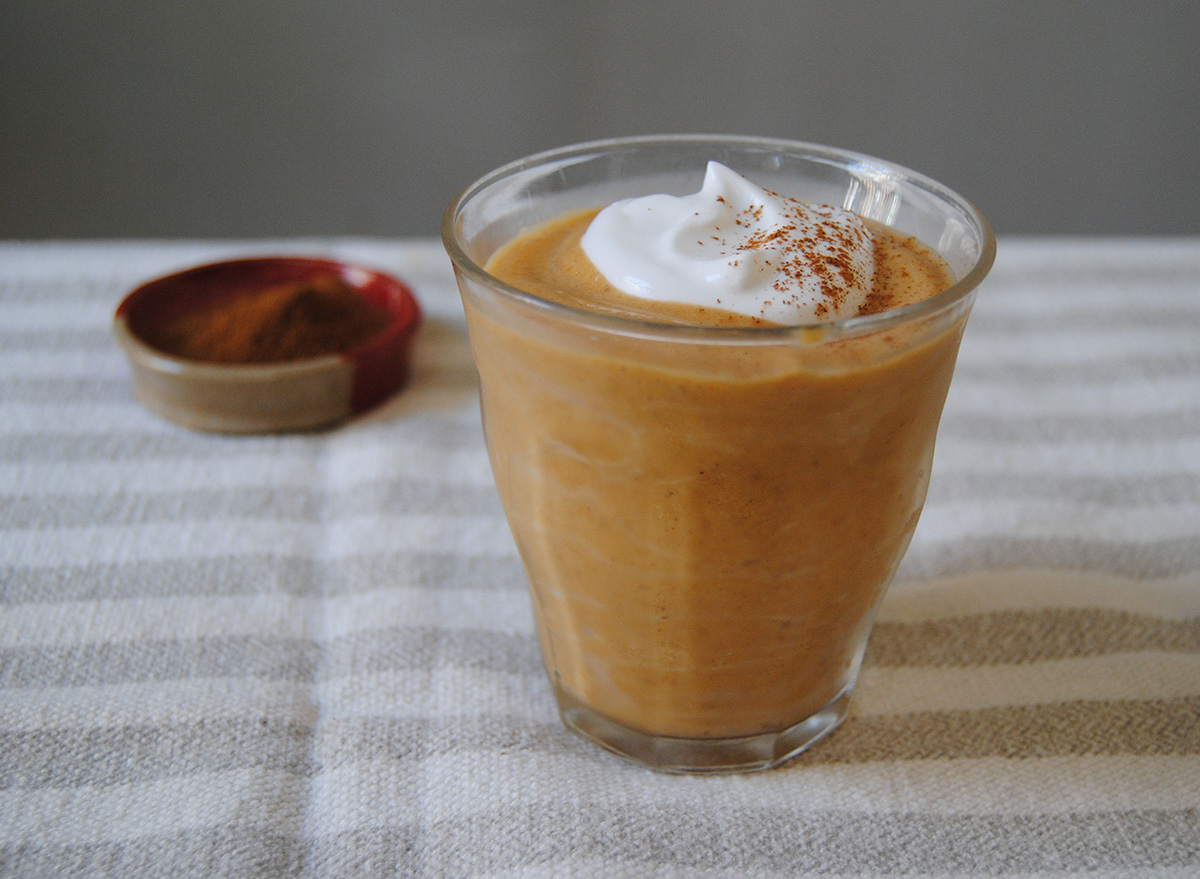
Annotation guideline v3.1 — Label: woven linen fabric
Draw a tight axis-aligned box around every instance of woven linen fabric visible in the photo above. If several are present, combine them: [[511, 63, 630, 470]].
[[0, 237, 1197, 878]]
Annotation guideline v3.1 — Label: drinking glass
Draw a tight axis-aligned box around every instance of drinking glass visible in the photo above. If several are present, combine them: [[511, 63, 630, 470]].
[[443, 135, 994, 772]]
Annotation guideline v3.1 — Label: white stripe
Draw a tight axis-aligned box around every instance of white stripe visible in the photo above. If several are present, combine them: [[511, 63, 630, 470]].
[[933, 436, 1200, 477], [6, 320, 1195, 371], [0, 396, 482, 437], [0, 513, 515, 567], [0, 668, 551, 732], [881, 568, 1200, 621], [0, 443, 495, 496], [972, 280, 1200, 313], [956, 326, 1199, 365], [972, 291, 1200, 317], [3, 432, 1197, 501], [310, 752, 1200, 828], [1, 303, 117, 332], [0, 350, 128, 380], [1, 297, 462, 344], [944, 375, 1199, 416], [0, 767, 311, 845], [0, 453, 337, 496], [3, 496, 1196, 571], [0, 241, 322, 283], [854, 653, 1200, 716], [0, 237, 455, 289], [0, 677, 321, 731], [5, 278, 1194, 335], [0, 326, 476, 380], [0, 402, 149, 435], [989, 238, 1200, 278], [347, 381, 480, 418], [0, 587, 534, 649], [915, 499, 1200, 542], [6, 497, 1193, 570], [314, 666, 554, 721], [5, 368, 1196, 426]]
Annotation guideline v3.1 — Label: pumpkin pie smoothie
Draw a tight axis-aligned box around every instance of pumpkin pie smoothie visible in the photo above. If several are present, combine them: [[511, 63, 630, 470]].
[[444, 138, 993, 772]]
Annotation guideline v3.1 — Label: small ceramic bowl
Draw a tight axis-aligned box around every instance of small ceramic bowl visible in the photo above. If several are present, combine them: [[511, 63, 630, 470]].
[[114, 256, 421, 433]]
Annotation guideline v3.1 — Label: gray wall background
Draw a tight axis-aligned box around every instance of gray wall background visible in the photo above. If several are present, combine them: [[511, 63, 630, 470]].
[[2, 1, 1197, 240]]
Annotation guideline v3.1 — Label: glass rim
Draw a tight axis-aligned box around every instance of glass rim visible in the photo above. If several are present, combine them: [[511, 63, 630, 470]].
[[442, 134, 996, 343]]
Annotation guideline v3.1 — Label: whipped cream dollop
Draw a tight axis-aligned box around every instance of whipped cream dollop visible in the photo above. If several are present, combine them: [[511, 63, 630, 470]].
[[581, 162, 876, 324]]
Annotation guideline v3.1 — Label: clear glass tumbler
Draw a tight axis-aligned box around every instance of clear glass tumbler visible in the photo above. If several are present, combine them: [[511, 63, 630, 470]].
[[443, 135, 994, 773]]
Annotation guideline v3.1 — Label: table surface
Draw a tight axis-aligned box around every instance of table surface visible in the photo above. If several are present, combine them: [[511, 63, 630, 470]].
[[1, 237, 1197, 878]]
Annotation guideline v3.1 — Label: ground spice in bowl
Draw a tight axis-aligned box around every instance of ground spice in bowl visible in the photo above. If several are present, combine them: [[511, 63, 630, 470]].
[[142, 275, 391, 364], [114, 256, 421, 432]]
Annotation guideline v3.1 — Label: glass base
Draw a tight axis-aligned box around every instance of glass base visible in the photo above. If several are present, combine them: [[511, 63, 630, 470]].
[[555, 685, 851, 774]]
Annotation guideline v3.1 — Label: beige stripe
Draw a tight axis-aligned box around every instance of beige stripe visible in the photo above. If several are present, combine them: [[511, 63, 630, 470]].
[[2, 813, 1196, 878], [900, 535, 1200, 581], [10, 655, 1185, 738], [2, 591, 1190, 661], [881, 569, 1200, 621], [5, 698, 1191, 792], [476, 865, 1200, 879], [867, 608, 1200, 667], [4, 602, 1191, 690], [809, 697, 1200, 764]]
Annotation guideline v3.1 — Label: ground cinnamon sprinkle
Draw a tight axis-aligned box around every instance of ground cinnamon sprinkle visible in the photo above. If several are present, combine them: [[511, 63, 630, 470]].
[[145, 276, 390, 364], [705, 189, 873, 319]]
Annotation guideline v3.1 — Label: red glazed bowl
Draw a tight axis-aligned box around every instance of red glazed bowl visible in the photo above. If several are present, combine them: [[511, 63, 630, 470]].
[[114, 256, 421, 433]]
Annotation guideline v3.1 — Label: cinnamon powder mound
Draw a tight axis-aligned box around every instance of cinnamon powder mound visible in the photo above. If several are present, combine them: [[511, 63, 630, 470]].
[[146, 276, 390, 364]]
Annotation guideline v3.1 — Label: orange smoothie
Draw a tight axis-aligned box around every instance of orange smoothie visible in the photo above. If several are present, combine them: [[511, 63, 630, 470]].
[[469, 208, 961, 741]]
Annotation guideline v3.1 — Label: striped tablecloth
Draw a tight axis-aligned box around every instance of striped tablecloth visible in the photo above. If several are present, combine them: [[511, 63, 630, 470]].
[[1, 237, 1197, 877]]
